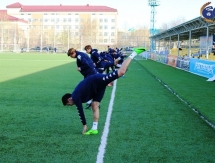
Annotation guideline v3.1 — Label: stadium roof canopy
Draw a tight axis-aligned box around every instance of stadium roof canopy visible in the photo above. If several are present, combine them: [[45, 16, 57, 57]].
[[6, 2, 117, 12], [150, 16, 215, 41]]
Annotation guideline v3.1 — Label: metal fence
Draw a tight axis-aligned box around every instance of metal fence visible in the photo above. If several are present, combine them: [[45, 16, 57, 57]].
[[0, 23, 151, 52]]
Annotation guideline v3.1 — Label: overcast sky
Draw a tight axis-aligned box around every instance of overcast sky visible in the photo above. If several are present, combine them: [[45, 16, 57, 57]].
[[0, 0, 212, 30]]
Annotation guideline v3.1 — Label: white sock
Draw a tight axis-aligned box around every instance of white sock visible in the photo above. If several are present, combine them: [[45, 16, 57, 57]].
[[129, 51, 137, 59], [92, 122, 98, 130], [86, 100, 92, 104]]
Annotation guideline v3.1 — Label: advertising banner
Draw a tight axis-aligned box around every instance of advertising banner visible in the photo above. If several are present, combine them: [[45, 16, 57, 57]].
[[176, 56, 190, 71], [167, 55, 177, 67], [189, 58, 215, 78], [155, 53, 168, 64], [150, 52, 155, 60]]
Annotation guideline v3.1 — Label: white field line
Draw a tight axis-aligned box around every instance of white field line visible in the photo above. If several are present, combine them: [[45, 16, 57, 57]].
[[96, 79, 117, 163]]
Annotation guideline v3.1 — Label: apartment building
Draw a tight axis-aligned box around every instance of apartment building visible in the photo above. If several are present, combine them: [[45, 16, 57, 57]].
[[2, 2, 118, 51]]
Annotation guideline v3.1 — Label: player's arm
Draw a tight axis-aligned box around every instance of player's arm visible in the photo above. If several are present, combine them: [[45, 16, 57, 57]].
[[92, 52, 103, 64], [76, 54, 89, 71], [75, 100, 88, 134]]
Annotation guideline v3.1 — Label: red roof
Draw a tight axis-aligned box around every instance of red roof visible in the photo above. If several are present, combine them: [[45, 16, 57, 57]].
[[0, 10, 28, 23], [6, 2, 23, 8], [6, 3, 117, 12]]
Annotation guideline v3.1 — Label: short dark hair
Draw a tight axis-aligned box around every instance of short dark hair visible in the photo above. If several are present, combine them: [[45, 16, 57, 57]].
[[67, 48, 76, 56], [84, 45, 92, 51], [62, 93, 72, 105]]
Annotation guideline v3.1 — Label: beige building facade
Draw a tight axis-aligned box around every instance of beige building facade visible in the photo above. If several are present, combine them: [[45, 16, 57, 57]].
[[1, 2, 118, 51]]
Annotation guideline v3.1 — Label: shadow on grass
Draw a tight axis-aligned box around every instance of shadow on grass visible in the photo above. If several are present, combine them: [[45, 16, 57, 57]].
[[0, 62, 105, 163]]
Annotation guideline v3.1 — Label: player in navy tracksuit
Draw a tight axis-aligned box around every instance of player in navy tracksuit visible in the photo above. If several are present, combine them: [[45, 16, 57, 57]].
[[67, 48, 97, 78], [100, 51, 115, 74], [67, 48, 98, 108], [62, 47, 146, 135], [84, 45, 105, 74], [85, 45, 118, 87]]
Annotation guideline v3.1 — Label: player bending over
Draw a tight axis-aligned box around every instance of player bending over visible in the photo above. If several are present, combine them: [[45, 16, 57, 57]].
[[61, 47, 146, 135]]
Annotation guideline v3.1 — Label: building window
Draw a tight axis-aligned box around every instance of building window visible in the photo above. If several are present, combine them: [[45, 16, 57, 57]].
[[63, 18, 67, 22], [99, 25, 103, 29], [75, 13, 79, 15], [92, 13, 95, 15], [44, 19, 48, 22], [51, 13, 55, 15], [111, 19, 115, 22], [104, 32, 108, 36], [111, 32, 114, 36], [68, 18, 71, 22], [75, 18, 79, 22], [111, 26, 115, 29], [51, 19, 55, 22], [56, 18, 60, 22], [75, 25, 79, 29], [56, 25, 59, 29], [99, 32, 103, 36], [68, 13, 71, 15], [99, 19, 103, 22], [44, 13, 48, 15], [111, 39, 115, 43], [104, 19, 108, 23], [104, 25, 108, 29], [75, 32, 79, 36], [21, 13, 24, 15], [99, 39, 103, 43], [44, 25, 48, 29], [104, 39, 108, 43], [28, 13, 31, 15]]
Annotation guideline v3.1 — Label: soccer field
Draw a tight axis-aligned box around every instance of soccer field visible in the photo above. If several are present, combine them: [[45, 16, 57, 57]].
[[0, 53, 215, 163]]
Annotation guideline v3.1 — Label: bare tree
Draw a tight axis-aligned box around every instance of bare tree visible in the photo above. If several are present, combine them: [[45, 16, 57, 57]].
[[0, 11, 9, 51], [159, 17, 186, 31], [117, 26, 150, 49]]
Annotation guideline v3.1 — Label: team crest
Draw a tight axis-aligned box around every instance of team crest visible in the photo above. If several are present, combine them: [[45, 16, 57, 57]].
[[200, 2, 215, 23]]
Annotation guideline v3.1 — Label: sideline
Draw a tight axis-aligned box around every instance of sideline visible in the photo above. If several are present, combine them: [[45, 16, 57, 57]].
[[138, 61, 215, 130], [96, 79, 117, 163]]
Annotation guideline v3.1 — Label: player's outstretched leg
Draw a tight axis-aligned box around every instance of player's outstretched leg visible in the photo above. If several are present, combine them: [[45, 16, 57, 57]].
[[133, 47, 146, 54], [117, 47, 146, 77]]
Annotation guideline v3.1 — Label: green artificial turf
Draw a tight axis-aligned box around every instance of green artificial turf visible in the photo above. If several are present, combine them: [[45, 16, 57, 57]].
[[137, 59, 215, 124], [0, 53, 111, 162], [1, 53, 215, 163], [104, 60, 215, 163]]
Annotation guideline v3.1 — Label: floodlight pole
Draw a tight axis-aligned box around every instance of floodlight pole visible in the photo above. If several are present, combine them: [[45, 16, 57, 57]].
[[40, 24, 43, 52], [13, 21, 17, 52], [27, 23, 29, 52], [68, 26, 70, 50], [54, 25, 56, 50], [148, 0, 160, 51]]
